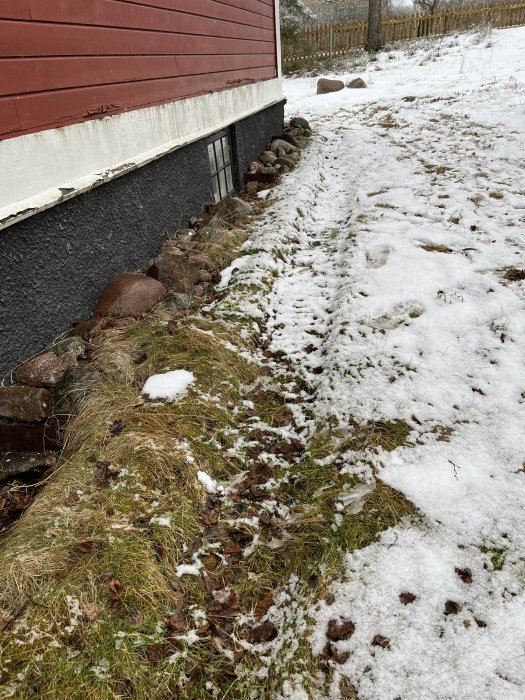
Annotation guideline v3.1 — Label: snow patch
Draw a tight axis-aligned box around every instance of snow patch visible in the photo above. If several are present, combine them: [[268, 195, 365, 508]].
[[142, 370, 195, 400]]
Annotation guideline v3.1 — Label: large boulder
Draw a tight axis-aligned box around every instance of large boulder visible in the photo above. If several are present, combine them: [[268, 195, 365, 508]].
[[147, 254, 201, 293], [317, 78, 344, 95], [94, 272, 166, 318], [347, 77, 367, 88], [15, 351, 76, 388], [0, 386, 54, 423]]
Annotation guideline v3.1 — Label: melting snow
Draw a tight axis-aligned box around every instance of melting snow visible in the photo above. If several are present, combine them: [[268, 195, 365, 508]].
[[141, 369, 195, 400], [220, 26, 525, 699]]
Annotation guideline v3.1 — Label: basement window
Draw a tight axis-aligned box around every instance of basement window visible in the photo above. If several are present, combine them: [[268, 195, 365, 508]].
[[207, 130, 235, 203]]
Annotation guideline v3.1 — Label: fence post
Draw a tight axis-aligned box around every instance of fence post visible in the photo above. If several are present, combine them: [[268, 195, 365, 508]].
[[329, 26, 333, 58]]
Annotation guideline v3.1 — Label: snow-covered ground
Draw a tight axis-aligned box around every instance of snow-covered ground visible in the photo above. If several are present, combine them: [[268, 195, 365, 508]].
[[230, 27, 525, 700]]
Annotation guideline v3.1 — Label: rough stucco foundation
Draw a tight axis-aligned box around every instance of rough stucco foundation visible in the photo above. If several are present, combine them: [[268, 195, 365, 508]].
[[0, 100, 285, 378]]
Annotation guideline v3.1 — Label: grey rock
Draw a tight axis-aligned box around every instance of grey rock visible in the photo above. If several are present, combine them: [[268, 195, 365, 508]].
[[317, 78, 345, 94], [193, 225, 229, 244], [290, 117, 312, 133], [276, 133, 299, 147], [50, 336, 86, 358], [164, 292, 192, 312], [55, 365, 105, 415], [346, 77, 367, 88], [198, 270, 212, 283], [270, 139, 299, 155], [217, 197, 254, 225], [259, 150, 278, 164], [276, 156, 296, 169], [0, 386, 54, 423], [0, 451, 57, 483], [244, 181, 259, 196]]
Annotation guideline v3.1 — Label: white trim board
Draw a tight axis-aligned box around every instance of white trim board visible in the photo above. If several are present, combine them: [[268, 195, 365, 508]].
[[0, 78, 283, 231]]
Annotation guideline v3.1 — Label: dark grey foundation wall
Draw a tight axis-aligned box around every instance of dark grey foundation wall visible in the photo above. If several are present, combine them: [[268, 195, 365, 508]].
[[232, 99, 286, 179], [0, 99, 285, 379]]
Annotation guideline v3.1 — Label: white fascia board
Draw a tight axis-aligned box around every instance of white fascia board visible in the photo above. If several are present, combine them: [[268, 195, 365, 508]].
[[0, 78, 283, 231]]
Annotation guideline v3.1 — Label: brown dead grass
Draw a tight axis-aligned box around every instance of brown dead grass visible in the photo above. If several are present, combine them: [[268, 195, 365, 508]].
[[504, 267, 525, 282], [420, 243, 453, 254]]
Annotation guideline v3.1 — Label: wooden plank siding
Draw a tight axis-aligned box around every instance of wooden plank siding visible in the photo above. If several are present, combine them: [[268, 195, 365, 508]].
[[0, 0, 278, 139]]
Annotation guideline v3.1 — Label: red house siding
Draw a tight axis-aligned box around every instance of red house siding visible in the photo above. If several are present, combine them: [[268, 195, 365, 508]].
[[0, 0, 278, 139]]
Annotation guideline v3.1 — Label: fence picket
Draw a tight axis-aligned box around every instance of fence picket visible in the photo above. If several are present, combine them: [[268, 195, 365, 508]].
[[283, 1, 525, 61]]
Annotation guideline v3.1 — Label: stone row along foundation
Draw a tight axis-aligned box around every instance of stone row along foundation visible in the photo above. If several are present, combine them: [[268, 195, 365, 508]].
[[0, 116, 312, 529]]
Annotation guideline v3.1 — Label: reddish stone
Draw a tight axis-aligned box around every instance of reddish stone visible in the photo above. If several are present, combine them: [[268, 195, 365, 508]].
[[317, 78, 345, 95], [0, 421, 62, 451], [15, 351, 76, 388], [0, 386, 53, 422], [94, 272, 166, 318], [147, 255, 201, 293]]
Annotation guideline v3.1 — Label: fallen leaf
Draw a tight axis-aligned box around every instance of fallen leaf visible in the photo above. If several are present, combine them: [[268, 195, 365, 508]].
[[444, 600, 462, 615], [224, 541, 242, 562], [201, 510, 219, 526], [107, 578, 123, 599], [165, 611, 187, 634], [326, 617, 355, 642], [74, 540, 95, 554], [250, 621, 277, 643], [455, 567, 473, 584], [372, 634, 390, 649], [95, 461, 111, 485], [399, 591, 417, 605], [255, 590, 274, 619], [82, 602, 100, 622], [109, 420, 126, 435]]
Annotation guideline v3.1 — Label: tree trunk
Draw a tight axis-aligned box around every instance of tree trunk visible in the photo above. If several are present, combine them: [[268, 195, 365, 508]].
[[366, 0, 383, 53]]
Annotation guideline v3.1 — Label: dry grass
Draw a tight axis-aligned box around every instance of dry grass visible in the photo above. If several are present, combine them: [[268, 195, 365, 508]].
[[0, 314, 262, 699], [0, 205, 422, 698], [503, 267, 525, 282], [420, 243, 453, 254]]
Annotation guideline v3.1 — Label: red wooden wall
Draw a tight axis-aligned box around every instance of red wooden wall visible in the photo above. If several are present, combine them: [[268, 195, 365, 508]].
[[0, 0, 277, 140]]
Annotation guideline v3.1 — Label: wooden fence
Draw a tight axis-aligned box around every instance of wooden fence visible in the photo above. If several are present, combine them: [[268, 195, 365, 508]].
[[282, 2, 525, 60]]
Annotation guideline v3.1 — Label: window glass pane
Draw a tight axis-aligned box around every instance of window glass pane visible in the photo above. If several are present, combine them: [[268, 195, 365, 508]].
[[218, 169, 227, 200], [225, 164, 234, 194], [207, 143, 216, 173], [221, 137, 231, 165], [214, 140, 224, 169], [212, 175, 221, 203]]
